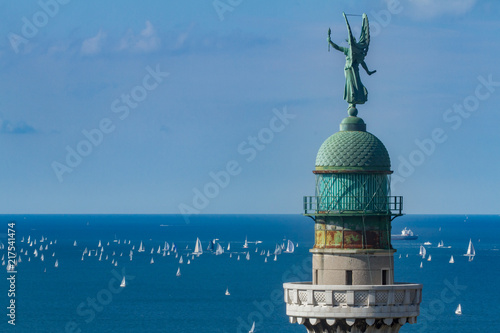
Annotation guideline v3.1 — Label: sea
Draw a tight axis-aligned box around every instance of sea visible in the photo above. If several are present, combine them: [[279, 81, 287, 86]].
[[0, 214, 498, 333]]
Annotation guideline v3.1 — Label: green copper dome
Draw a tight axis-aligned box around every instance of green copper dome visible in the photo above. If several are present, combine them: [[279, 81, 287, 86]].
[[315, 117, 391, 171]]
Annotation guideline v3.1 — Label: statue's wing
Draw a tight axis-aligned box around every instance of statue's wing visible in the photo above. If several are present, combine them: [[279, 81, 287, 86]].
[[343, 13, 356, 49], [357, 13, 370, 55]]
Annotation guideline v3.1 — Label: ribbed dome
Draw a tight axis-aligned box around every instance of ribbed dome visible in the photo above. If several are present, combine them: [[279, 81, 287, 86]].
[[315, 129, 391, 171]]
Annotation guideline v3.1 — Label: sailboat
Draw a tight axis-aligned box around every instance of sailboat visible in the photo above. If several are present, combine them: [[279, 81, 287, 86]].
[[464, 239, 475, 261], [179, 256, 184, 264], [120, 277, 126, 288], [73, 240, 77, 246], [273, 254, 277, 262], [215, 243, 224, 255], [225, 287, 230, 296], [420, 262, 423, 268], [138, 241, 145, 252], [243, 236, 249, 249], [227, 242, 231, 251], [427, 255, 432, 261], [437, 240, 444, 248], [176, 267, 181, 277], [264, 257, 267, 263], [455, 304, 462, 315], [150, 257, 154, 264], [193, 237, 203, 255], [249, 321, 255, 333], [246, 252, 250, 260], [54, 259, 59, 268], [419, 245, 426, 258], [284, 240, 295, 253], [449, 255, 454, 263]]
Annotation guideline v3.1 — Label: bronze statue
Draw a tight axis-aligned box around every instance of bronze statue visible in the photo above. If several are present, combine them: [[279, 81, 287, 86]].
[[328, 13, 376, 115]]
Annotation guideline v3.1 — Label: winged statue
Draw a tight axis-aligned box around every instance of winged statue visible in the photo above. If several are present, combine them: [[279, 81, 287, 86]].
[[328, 13, 376, 113]]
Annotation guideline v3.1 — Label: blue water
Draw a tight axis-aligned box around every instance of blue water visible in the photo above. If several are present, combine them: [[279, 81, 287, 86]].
[[0, 214, 498, 333]]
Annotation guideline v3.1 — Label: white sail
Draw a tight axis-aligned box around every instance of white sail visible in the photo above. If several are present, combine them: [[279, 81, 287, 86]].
[[465, 239, 475, 261], [54, 259, 59, 268], [176, 267, 181, 277], [246, 252, 250, 260], [249, 321, 255, 333], [227, 242, 231, 251], [449, 255, 454, 264], [138, 241, 145, 252], [243, 236, 248, 249], [179, 256, 183, 264], [284, 240, 295, 253], [73, 240, 77, 246], [264, 257, 267, 263], [225, 287, 230, 296], [274, 254, 277, 262], [427, 255, 432, 261], [193, 237, 203, 255], [120, 277, 126, 288], [455, 304, 462, 315], [215, 243, 224, 255], [150, 257, 154, 264], [420, 262, 423, 268]]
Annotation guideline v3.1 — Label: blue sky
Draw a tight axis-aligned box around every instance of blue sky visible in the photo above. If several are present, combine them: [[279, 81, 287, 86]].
[[0, 0, 499, 214]]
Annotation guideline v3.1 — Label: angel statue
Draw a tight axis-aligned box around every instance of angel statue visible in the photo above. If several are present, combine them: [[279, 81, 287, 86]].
[[328, 13, 376, 115]]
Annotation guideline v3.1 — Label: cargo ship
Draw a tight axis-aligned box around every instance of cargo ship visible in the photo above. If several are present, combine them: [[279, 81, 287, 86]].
[[392, 227, 418, 240]]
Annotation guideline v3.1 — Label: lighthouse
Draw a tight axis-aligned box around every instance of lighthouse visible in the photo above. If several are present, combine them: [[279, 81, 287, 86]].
[[283, 13, 422, 333]]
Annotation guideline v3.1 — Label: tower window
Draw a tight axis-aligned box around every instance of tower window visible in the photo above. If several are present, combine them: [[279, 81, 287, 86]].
[[346, 270, 353, 285], [382, 269, 388, 285]]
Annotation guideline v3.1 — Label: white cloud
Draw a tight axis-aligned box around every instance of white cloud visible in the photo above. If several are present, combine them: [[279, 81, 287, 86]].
[[120, 21, 160, 53], [81, 30, 106, 55], [406, 0, 477, 18]]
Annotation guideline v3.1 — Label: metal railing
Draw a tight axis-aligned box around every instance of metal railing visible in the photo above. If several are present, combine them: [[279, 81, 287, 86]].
[[303, 196, 403, 216]]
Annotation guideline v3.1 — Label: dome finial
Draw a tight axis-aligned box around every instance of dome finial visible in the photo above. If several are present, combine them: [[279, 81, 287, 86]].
[[347, 104, 358, 117]]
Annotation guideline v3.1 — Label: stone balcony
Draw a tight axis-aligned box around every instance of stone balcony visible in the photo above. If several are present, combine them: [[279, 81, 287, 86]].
[[283, 282, 422, 332]]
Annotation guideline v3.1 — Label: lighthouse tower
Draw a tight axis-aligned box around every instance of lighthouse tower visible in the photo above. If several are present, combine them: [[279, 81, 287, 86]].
[[283, 13, 422, 331], [283, 111, 422, 332]]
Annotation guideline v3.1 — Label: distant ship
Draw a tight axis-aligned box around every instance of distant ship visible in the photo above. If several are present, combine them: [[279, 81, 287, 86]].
[[392, 227, 418, 240]]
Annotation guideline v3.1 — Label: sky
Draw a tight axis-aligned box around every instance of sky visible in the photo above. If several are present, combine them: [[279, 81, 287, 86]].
[[0, 0, 499, 215]]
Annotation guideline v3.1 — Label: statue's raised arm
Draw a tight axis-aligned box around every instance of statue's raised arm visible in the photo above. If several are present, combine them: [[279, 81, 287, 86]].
[[328, 13, 376, 115]]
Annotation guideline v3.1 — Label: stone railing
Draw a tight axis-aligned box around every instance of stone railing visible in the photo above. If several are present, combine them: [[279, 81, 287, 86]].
[[283, 281, 421, 320]]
